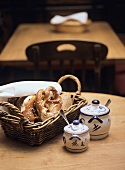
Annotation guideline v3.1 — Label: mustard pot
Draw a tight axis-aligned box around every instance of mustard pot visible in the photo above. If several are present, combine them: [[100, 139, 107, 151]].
[[79, 99, 111, 140], [63, 120, 90, 152]]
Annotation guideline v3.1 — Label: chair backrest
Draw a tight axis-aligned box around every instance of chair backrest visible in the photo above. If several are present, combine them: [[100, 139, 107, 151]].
[[26, 40, 108, 91]]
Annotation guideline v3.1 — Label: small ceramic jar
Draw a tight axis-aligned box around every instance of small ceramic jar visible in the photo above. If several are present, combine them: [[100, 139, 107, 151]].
[[63, 120, 90, 152], [79, 100, 111, 140]]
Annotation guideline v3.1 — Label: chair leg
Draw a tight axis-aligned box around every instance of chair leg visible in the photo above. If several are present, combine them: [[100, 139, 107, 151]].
[[94, 65, 101, 92], [81, 61, 86, 91], [34, 63, 41, 80], [0, 66, 4, 85]]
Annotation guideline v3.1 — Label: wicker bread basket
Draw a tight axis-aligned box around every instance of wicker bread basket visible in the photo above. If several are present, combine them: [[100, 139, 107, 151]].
[[0, 75, 87, 145], [51, 19, 92, 33]]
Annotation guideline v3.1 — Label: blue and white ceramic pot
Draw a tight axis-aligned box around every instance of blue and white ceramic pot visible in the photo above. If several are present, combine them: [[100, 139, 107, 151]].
[[79, 100, 111, 140], [63, 120, 90, 152]]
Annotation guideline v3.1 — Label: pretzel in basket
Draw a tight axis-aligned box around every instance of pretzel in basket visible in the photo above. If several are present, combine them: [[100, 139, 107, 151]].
[[35, 86, 62, 121], [8, 80, 76, 123], [0, 75, 87, 145], [8, 86, 63, 122], [20, 95, 38, 122]]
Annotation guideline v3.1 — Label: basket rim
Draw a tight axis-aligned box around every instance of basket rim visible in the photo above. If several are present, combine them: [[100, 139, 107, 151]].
[[0, 94, 87, 130]]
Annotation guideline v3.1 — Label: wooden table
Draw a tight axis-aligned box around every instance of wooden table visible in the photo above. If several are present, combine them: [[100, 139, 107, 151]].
[[0, 21, 125, 67], [0, 92, 125, 170]]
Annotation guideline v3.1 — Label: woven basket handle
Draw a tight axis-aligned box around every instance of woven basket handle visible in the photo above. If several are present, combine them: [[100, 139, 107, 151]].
[[0, 102, 24, 118], [58, 74, 81, 94]]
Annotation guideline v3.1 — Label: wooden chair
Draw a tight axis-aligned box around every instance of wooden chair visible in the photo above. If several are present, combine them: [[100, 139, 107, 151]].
[[114, 64, 125, 96], [25, 40, 108, 91]]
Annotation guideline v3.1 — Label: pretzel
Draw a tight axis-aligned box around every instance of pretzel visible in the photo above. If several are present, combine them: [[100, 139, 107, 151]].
[[35, 86, 62, 121], [20, 95, 37, 122]]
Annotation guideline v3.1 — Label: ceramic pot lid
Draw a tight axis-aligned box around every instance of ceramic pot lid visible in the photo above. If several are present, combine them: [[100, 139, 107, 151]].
[[80, 99, 110, 116], [64, 120, 89, 135]]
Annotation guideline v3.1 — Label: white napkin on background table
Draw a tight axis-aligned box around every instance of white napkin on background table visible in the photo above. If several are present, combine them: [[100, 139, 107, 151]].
[[50, 12, 88, 25]]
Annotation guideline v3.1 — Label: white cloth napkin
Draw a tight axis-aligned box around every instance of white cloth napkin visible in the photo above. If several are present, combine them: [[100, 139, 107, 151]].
[[50, 12, 88, 25], [0, 81, 62, 98]]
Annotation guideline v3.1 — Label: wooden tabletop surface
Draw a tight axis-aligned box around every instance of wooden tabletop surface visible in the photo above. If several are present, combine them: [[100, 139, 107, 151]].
[[0, 21, 125, 65], [0, 92, 125, 170]]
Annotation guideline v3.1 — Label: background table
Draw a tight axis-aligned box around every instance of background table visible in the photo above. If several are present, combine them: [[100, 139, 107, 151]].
[[0, 22, 125, 67], [0, 92, 125, 170]]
